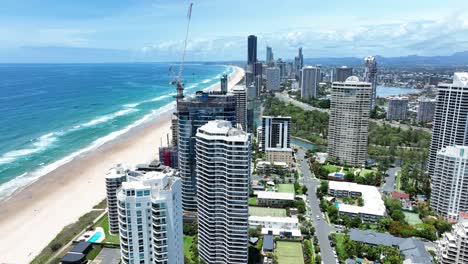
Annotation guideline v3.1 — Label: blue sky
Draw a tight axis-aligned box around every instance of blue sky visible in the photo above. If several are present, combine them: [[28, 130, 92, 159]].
[[1, 0, 468, 62]]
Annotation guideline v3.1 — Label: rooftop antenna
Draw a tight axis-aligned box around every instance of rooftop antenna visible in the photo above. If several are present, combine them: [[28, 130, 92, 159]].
[[171, 3, 194, 100]]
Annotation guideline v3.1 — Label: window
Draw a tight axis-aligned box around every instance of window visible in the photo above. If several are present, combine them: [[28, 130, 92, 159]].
[[136, 203, 141, 208], [144, 190, 150, 196], [137, 191, 143, 197]]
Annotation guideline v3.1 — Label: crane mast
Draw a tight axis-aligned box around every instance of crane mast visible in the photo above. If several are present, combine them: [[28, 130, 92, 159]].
[[172, 3, 193, 100]]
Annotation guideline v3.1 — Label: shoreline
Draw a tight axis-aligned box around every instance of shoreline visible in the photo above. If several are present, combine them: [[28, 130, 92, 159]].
[[0, 65, 244, 263]]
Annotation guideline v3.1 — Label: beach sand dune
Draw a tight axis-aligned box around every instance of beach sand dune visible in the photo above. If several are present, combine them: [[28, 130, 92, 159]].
[[0, 66, 244, 263]]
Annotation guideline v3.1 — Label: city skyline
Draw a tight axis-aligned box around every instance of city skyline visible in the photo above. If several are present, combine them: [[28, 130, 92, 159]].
[[2, 0, 468, 62]]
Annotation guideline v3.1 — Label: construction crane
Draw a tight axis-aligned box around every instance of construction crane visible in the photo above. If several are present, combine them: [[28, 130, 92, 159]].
[[171, 2, 193, 100]]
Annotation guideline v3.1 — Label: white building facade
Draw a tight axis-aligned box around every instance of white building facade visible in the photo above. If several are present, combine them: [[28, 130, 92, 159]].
[[117, 169, 183, 264], [106, 164, 128, 234], [437, 214, 468, 264], [328, 77, 372, 166], [430, 146, 468, 222], [428, 72, 468, 175], [196, 120, 251, 264]]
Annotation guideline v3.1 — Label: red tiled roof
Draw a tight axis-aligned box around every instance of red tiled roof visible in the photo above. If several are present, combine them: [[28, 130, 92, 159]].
[[391, 192, 410, 199]]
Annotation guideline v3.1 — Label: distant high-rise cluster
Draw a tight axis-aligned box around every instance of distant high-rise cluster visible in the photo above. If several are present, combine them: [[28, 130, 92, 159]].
[[328, 76, 371, 166]]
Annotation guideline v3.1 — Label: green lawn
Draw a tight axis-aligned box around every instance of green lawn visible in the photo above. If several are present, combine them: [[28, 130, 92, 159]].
[[404, 211, 423, 225], [184, 235, 194, 260], [92, 214, 120, 244], [276, 241, 304, 264], [249, 206, 287, 217], [249, 197, 258, 206], [359, 169, 374, 177], [86, 245, 102, 260], [277, 184, 295, 194], [335, 234, 347, 260], [323, 164, 339, 173]]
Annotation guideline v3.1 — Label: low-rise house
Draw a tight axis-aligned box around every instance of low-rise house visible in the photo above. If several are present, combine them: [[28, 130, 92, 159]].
[[256, 191, 295, 207], [349, 229, 433, 263], [249, 215, 301, 237], [392, 192, 412, 210], [262, 234, 275, 253]]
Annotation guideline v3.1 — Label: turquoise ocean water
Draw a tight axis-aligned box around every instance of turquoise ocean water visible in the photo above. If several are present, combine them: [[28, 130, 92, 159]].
[[0, 63, 232, 200]]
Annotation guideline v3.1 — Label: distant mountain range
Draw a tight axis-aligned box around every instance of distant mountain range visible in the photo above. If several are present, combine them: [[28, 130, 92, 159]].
[[304, 51, 468, 66]]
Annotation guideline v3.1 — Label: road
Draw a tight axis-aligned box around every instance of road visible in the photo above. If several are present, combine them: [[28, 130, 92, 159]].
[[275, 92, 329, 113], [296, 149, 337, 264], [382, 166, 400, 193]]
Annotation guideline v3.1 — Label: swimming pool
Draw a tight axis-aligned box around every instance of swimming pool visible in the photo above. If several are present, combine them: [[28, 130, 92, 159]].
[[87, 231, 102, 243]]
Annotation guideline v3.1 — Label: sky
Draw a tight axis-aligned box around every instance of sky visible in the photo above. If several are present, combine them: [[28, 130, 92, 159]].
[[1, 0, 468, 62]]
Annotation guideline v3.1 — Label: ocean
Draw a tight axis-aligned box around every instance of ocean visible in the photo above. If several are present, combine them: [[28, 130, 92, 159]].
[[0, 63, 233, 200]]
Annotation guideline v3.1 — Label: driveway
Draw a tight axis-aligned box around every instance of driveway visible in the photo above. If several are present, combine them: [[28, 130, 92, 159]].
[[382, 166, 400, 193]]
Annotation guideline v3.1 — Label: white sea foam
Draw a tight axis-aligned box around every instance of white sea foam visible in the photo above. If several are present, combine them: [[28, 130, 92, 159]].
[[201, 78, 211, 84], [0, 101, 177, 201], [73, 108, 138, 130], [0, 133, 58, 165]]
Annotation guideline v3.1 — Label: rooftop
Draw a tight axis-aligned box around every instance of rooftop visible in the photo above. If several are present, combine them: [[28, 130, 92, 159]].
[[329, 181, 386, 216], [249, 216, 299, 224], [197, 120, 249, 141], [263, 234, 274, 251], [257, 191, 295, 200], [349, 229, 433, 263], [437, 145, 468, 159]]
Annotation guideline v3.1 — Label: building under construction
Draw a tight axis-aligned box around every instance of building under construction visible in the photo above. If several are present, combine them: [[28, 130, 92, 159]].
[[176, 90, 237, 212]]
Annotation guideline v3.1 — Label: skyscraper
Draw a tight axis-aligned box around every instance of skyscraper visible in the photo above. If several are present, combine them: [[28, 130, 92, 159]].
[[105, 164, 128, 234], [363, 56, 378, 109], [266, 67, 280, 91], [428, 72, 468, 175], [298, 47, 304, 69], [266, 46, 274, 65], [247, 35, 257, 65], [437, 213, 468, 263], [301, 66, 321, 99], [196, 120, 251, 264], [328, 76, 371, 166], [276, 58, 286, 80], [117, 168, 183, 264], [417, 97, 436, 123], [336, 66, 353, 82], [262, 116, 293, 164], [430, 146, 468, 222], [386, 97, 408, 120], [232, 85, 247, 131], [220, 74, 228, 93], [177, 91, 237, 211]]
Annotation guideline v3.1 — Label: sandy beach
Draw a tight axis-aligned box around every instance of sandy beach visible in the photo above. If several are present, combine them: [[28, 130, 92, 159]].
[[0, 65, 244, 263]]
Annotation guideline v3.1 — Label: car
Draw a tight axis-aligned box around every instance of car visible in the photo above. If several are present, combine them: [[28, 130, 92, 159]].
[[316, 215, 320, 220]]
